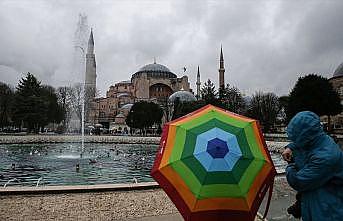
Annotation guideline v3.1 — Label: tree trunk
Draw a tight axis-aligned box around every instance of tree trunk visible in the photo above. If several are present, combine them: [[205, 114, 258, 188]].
[[327, 115, 331, 133]]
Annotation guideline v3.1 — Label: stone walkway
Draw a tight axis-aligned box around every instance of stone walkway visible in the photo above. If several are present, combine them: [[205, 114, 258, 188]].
[[0, 177, 297, 221], [132, 213, 264, 221]]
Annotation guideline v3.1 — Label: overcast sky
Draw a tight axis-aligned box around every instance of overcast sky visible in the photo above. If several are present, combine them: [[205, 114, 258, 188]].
[[1, 0, 343, 97]]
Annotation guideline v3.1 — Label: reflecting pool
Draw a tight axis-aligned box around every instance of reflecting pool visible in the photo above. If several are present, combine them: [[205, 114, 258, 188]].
[[0, 143, 286, 187], [0, 143, 156, 186]]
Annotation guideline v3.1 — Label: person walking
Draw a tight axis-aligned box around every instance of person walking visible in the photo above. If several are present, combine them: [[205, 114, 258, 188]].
[[283, 111, 343, 221]]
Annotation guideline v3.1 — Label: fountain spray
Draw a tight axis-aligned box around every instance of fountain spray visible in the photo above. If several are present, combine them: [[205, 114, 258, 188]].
[[81, 82, 85, 158]]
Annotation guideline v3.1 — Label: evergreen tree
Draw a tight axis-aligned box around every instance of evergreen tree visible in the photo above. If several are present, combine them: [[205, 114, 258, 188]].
[[12, 73, 62, 133], [287, 74, 342, 130], [12, 73, 45, 133], [201, 79, 218, 104], [171, 99, 206, 120]]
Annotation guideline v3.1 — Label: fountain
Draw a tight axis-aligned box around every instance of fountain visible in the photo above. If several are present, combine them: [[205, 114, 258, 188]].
[[36, 177, 43, 187], [0, 143, 159, 186], [0, 141, 289, 187], [3, 178, 21, 188], [80, 82, 85, 158]]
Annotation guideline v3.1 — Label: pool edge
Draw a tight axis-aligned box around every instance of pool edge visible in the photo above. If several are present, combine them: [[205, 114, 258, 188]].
[[0, 181, 160, 195]]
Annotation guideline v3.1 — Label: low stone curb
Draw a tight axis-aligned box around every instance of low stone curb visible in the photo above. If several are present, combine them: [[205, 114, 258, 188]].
[[0, 135, 160, 144], [0, 182, 160, 195]]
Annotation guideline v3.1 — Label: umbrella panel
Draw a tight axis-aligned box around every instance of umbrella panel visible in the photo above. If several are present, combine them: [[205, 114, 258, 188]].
[[180, 119, 254, 159], [152, 105, 276, 220], [180, 140, 254, 185], [155, 165, 256, 221], [172, 119, 257, 184], [194, 150, 241, 172], [167, 105, 266, 163], [156, 158, 275, 219], [193, 128, 243, 171], [206, 138, 229, 158], [177, 108, 250, 131], [166, 116, 269, 198], [170, 156, 266, 199], [168, 119, 263, 178], [201, 128, 243, 157]]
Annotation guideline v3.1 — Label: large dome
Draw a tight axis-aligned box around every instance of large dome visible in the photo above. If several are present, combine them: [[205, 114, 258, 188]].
[[138, 63, 171, 73], [169, 90, 196, 103], [132, 62, 177, 79], [333, 63, 343, 77]]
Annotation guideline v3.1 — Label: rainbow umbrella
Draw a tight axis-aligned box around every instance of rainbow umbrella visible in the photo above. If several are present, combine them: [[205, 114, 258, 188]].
[[151, 105, 276, 221]]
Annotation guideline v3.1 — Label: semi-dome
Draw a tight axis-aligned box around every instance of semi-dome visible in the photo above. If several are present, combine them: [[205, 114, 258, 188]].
[[115, 113, 125, 118], [333, 63, 343, 77], [117, 93, 130, 98], [132, 62, 177, 79], [168, 90, 196, 103], [121, 103, 133, 109]]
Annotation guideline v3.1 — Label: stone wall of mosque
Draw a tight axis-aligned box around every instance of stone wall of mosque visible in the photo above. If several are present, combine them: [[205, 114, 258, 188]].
[[133, 73, 191, 100], [328, 76, 343, 131]]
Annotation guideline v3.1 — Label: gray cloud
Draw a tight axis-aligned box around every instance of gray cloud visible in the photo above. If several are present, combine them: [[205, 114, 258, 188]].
[[0, 0, 343, 97]]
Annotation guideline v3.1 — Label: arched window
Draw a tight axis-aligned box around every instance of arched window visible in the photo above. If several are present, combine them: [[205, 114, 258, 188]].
[[149, 83, 173, 100], [339, 86, 343, 96]]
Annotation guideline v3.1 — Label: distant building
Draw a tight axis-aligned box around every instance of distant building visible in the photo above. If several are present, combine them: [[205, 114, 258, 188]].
[[327, 62, 343, 132], [88, 61, 191, 132], [87, 43, 227, 133], [219, 45, 226, 90], [131, 62, 190, 102], [167, 89, 197, 121], [196, 65, 201, 100], [85, 29, 97, 98]]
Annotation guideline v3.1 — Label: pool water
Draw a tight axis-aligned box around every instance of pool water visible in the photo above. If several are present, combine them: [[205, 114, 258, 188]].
[[0, 143, 287, 187], [0, 143, 156, 186]]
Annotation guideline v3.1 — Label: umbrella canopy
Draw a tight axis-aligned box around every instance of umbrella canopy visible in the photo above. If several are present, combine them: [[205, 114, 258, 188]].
[[151, 105, 276, 221]]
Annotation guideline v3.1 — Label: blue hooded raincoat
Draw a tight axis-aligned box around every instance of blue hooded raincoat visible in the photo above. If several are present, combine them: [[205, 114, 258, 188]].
[[286, 111, 343, 221]]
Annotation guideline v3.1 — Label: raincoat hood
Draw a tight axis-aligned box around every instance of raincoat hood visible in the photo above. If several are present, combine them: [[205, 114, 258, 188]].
[[286, 111, 325, 150]]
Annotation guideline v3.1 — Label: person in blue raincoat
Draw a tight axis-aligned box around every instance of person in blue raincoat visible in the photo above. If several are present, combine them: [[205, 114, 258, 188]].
[[283, 111, 343, 221]]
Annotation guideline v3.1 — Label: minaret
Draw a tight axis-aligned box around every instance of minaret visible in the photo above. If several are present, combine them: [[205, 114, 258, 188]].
[[196, 66, 201, 100], [85, 28, 97, 98], [218, 45, 225, 89]]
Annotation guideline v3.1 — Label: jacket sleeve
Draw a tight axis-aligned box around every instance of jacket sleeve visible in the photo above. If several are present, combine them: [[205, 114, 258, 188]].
[[285, 142, 296, 151], [286, 152, 336, 192]]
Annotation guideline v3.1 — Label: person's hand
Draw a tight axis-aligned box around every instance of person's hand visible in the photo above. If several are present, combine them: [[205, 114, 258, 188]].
[[282, 147, 293, 162]]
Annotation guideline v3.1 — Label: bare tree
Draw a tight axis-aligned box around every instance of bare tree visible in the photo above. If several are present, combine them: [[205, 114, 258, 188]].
[[70, 83, 96, 132], [70, 83, 83, 131], [57, 86, 73, 132], [247, 91, 280, 132], [223, 84, 246, 114]]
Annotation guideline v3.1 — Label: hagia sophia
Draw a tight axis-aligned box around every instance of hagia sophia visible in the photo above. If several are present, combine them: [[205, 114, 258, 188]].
[[84, 29, 343, 133], [84, 30, 225, 132]]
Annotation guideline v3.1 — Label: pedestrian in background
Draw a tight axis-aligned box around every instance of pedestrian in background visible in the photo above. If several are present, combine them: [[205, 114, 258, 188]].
[[283, 111, 343, 221]]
